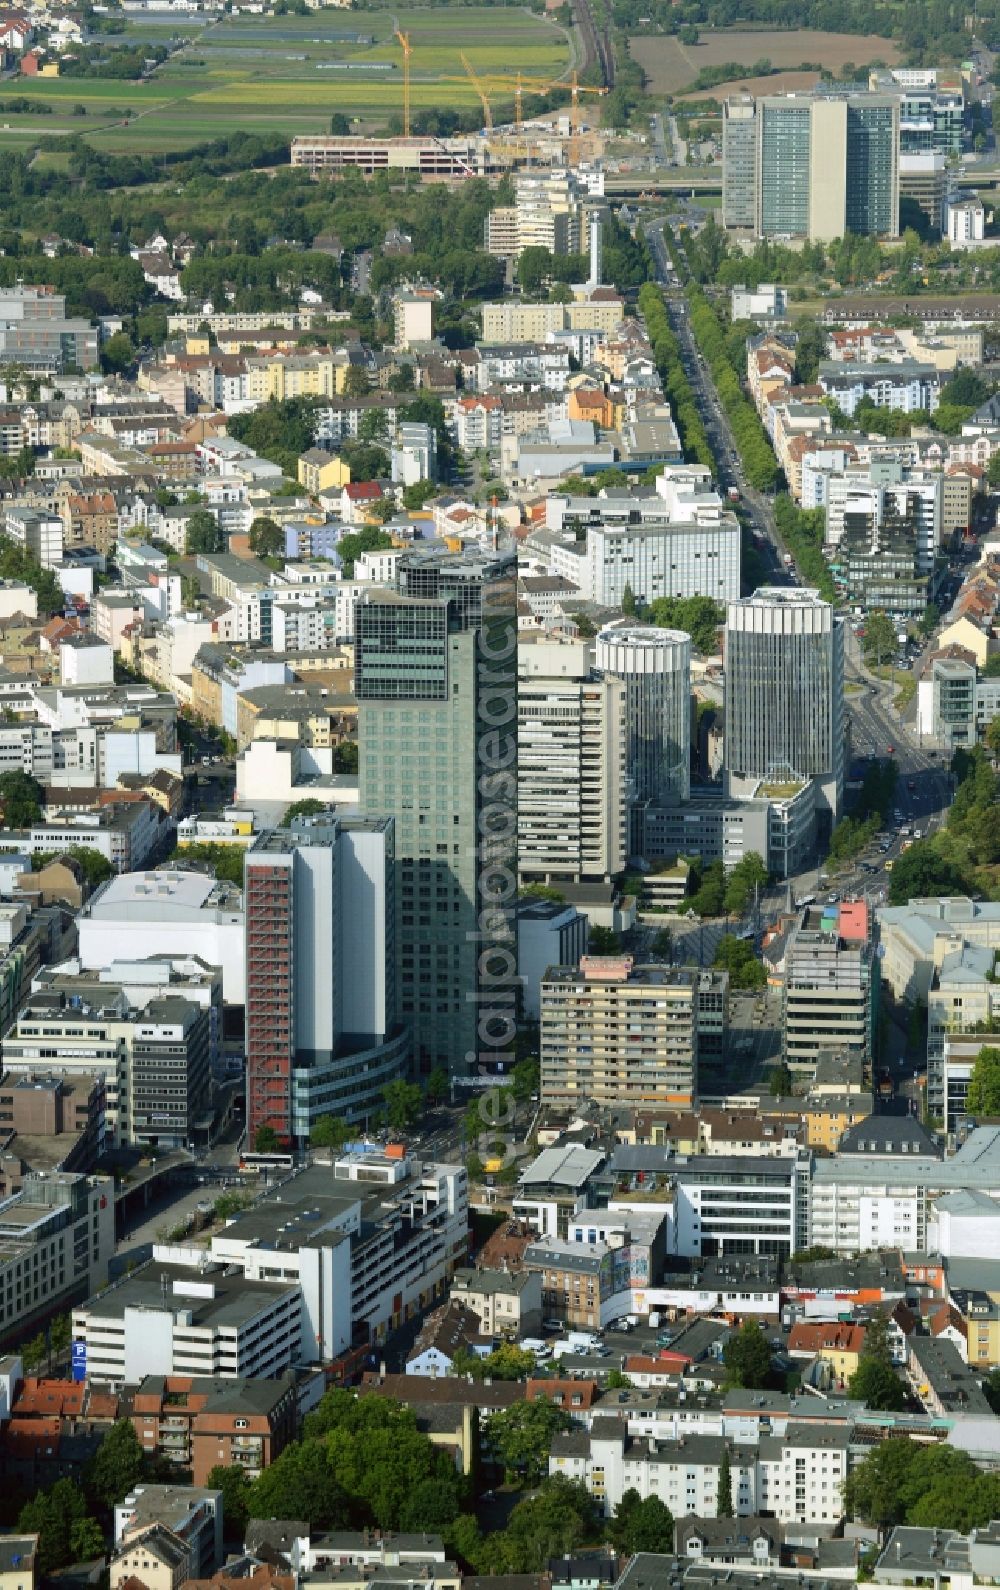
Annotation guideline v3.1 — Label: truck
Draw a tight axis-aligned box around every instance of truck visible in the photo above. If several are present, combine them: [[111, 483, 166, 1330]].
[[566, 1330, 600, 1352], [783, 552, 793, 567], [727, 486, 740, 502], [648, 1310, 661, 1329]]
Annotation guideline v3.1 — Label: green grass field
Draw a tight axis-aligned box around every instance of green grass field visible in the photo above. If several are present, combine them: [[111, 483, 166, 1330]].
[[0, 7, 571, 152]]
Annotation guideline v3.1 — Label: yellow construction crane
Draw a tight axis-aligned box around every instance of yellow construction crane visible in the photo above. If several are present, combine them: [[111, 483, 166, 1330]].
[[461, 51, 493, 135], [395, 29, 411, 138], [542, 70, 608, 163], [453, 69, 607, 160]]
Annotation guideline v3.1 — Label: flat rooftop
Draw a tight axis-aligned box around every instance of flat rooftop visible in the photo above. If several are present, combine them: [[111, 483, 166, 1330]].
[[83, 1264, 299, 1328]]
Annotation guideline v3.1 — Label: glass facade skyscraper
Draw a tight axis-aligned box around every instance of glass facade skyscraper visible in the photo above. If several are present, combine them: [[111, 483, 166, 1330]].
[[758, 100, 812, 238], [723, 90, 899, 240], [723, 587, 845, 827], [846, 100, 899, 237], [356, 549, 518, 1078]]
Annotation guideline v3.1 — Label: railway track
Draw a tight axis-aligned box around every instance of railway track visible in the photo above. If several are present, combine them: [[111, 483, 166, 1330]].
[[574, 0, 614, 88]]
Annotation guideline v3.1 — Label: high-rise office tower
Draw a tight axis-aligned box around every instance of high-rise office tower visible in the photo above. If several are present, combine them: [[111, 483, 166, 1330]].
[[722, 95, 758, 231], [356, 549, 518, 1078], [245, 812, 407, 1145], [723, 91, 899, 240], [596, 624, 691, 853], [723, 587, 845, 828], [518, 635, 627, 885]]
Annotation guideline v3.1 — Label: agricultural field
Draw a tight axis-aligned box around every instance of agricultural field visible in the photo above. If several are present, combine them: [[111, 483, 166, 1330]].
[[679, 69, 824, 102], [0, 6, 571, 153], [632, 28, 902, 97]]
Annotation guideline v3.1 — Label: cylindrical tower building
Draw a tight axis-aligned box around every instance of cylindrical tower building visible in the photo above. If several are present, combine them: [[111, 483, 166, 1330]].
[[723, 586, 844, 822], [596, 625, 691, 826]]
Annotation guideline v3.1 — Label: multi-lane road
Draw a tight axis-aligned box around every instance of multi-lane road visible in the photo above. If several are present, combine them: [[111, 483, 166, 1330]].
[[645, 218, 791, 582], [641, 215, 955, 930]]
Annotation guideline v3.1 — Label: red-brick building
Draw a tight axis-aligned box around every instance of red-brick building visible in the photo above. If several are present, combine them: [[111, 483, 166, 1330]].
[[130, 1374, 297, 1487]]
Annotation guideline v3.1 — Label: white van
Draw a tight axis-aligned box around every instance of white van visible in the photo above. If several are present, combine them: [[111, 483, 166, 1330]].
[[519, 1338, 551, 1359]]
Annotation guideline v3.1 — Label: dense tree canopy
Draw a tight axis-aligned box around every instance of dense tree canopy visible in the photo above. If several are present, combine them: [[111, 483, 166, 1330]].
[[0, 770, 43, 827], [645, 594, 723, 655], [608, 1490, 675, 1553], [185, 509, 223, 556], [966, 1046, 1000, 1117], [713, 934, 767, 989], [476, 1477, 599, 1574], [484, 1399, 572, 1484], [846, 1439, 1000, 1532], [723, 1320, 773, 1389]]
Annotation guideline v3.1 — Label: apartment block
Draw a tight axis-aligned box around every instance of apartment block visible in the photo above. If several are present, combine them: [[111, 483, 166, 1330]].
[[485, 170, 586, 260], [114, 1485, 223, 1579], [807, 1125, 1000, 1253], [550, 1420, 848, 1524], [523, 1208, 666, 1329], [540, 957, 699, 1110], [3, 509, 63, 570], [130, 1375, 297, 1486], [4, 981, 211, 1149], [449, 1268, 542, 1339], [480, 299, 625, 343], [393, 291, 435, 351], [517, 636, 626, 885]]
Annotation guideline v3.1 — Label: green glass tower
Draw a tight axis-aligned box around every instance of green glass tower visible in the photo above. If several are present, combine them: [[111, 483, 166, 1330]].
[[356, 549, 518, 1079]]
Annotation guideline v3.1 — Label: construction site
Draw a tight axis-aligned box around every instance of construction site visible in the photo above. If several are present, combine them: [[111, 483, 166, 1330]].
[[291, 32, 608, 180]]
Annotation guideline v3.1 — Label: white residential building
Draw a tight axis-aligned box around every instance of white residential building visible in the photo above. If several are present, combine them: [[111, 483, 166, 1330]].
[[807, 1125, 1000, 1254], [817, 361, 941, 417], [947, 197, 986, 247], [4, 506, 63, 568], [550, 1420, 849, 1525]]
